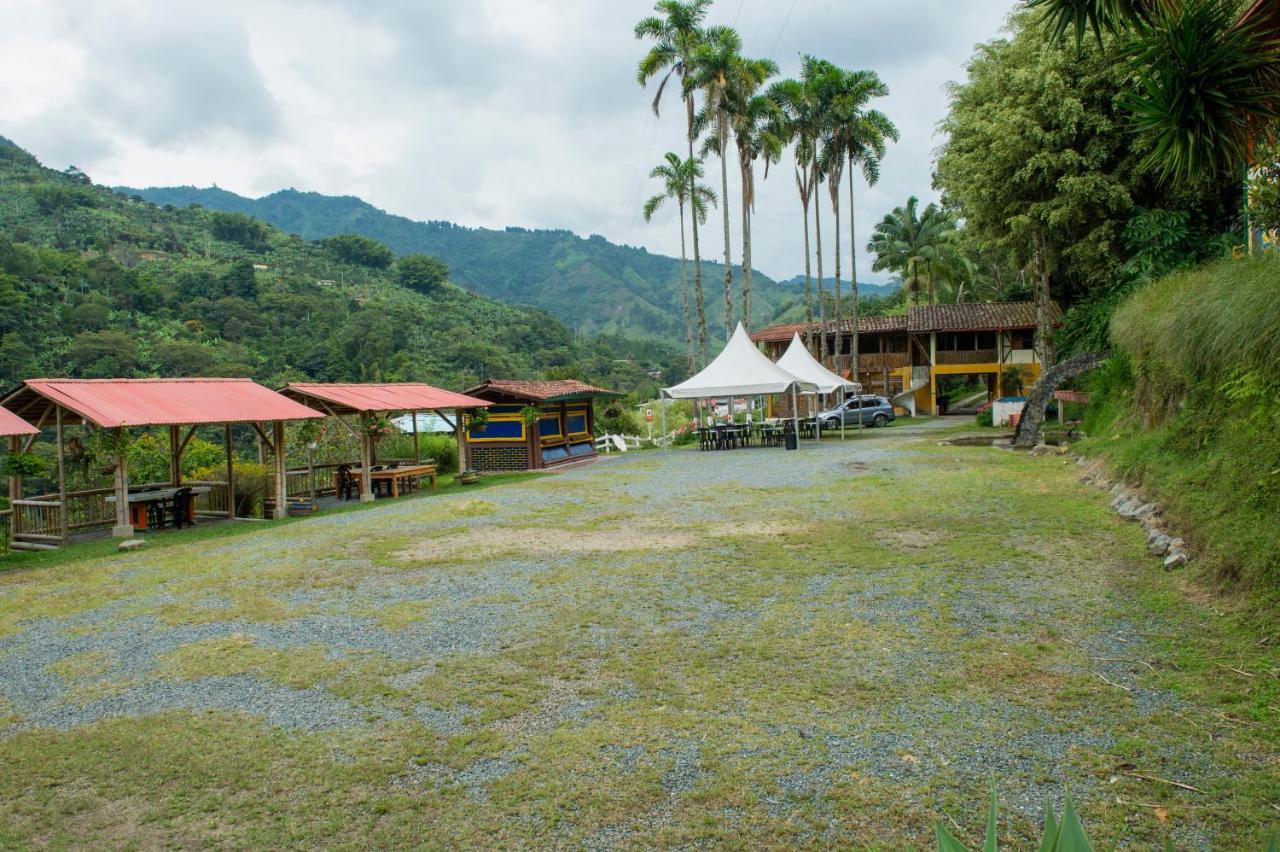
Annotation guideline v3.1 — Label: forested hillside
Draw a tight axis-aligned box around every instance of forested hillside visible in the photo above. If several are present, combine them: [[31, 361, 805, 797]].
[[120, 185, 801, 343], [0, 137, 679, 394]]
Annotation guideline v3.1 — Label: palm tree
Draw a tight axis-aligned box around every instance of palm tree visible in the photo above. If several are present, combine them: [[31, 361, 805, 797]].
[[803, 58, 841, 364], [636, 0, 712, 362], [690, 27, 776, 342], [643, 153, 717, 373], [1028, 0, 1280, 184], [867, 196, 956, 305], [824, 68, 897, 376], [768, 61, 830, 354]]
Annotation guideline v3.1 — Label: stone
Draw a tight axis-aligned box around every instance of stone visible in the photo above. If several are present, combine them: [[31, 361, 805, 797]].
[[118, 538, 148, 551], [1164, 551, 1188, 570], [1133, 503, 1157, 519], [1145, 527, 1166, 544], [1169, 537, 1185, 551], [1148, 535, 1172, 557]]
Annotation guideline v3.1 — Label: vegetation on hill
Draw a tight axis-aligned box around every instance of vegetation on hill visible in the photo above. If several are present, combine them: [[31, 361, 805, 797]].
[[1082, 254, 1280, 606], [0, 136, 681, 396], [118, 184, 798, 345]]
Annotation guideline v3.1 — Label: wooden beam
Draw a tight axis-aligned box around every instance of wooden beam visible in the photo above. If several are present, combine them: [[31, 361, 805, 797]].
[[112, 429, 132, 538], [251, 421, 274, 454], [55, 406, 67, 543], [411, 409, 420, 465], [272, 420, 287, 520], [225, 423, 235, 520], [169, 424, 181, 487], [20, 405, 53, 454], [359, 418, 373, 503], [7, 435, 20, 505]]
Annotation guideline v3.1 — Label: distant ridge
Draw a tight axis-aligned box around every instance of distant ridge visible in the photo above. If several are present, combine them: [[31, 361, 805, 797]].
[[120, 185, 803, 345]]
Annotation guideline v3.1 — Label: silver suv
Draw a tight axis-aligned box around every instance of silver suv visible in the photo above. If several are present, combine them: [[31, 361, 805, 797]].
[[816, 395, 896, 429]]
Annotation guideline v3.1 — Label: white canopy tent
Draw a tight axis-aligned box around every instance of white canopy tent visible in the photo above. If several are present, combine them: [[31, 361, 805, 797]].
[[660, 323, 817, 447], [776, 332, 863, 440]]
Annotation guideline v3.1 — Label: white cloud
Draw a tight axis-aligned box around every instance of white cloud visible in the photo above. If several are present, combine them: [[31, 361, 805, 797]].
[[0, 0, 1017, 283]]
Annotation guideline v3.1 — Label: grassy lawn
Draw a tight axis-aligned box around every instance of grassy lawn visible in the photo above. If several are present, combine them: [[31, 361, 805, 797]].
[[0, 423, 1275, 847]]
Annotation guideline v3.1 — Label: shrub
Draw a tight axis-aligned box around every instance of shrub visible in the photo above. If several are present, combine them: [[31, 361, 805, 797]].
[[190, 460, 269, 517], [0, 451, 46, 477], [974, 407, 993, 428]]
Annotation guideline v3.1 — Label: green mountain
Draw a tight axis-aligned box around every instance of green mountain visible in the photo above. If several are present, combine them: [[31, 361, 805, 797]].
[[118, 185, 800, 342], [0, 136, 679, 395]]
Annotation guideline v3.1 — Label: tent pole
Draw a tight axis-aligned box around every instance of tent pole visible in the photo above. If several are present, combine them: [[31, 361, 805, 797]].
[[814, 393, 821, 443], [840, 388, 845, 441], [790, 386, 799, 449]]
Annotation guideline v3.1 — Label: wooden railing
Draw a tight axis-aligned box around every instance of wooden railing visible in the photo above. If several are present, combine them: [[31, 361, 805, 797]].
[[855, 352, 910, 371], [188, 480, 231, 517], [936, 349, 998, 365], [10, 498, 62, 541]]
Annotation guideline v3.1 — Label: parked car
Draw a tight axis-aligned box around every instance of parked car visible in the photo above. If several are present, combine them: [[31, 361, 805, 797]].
[[816, 395, 896, 429]]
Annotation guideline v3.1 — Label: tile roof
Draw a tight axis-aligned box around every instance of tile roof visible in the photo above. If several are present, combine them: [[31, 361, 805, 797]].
[[464, 379, 618, 402], [907, 301, 1057, 332], [750, 301, 1060, 341], [1, 378, 322, 429], [280, 383, 490, 414]]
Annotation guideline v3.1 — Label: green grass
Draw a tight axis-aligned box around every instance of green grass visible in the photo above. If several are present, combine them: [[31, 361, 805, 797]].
[[0, 429, 1275, 847]]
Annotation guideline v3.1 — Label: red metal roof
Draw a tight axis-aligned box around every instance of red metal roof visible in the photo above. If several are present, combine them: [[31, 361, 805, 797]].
[[280, 383, 491, 414], [464, 379, 618, 402], [2, 378, 322, 428], [0, 406, 37, 437]]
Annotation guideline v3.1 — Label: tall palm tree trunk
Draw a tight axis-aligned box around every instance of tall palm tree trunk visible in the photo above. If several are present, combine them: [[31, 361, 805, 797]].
[[718, 113, 734, 340], [847, 166, 859, 382], [686, 96, 706, 365], [740, 165, 753, 333], [831, 183, 842, 373], [1034, 231, 1056, 366], [801, 194, 813, 353], [678, 202, 695, 373], [812, 163, 826, 366]]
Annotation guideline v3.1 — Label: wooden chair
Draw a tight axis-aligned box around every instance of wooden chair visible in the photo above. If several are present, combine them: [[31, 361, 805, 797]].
[[336, 465, 357, 501], [156, 487, 194, 529]]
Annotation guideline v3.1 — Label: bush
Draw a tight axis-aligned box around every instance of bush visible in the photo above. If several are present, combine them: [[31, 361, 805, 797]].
[[598, 401, 639, 436], [189, 460, 269, 517], [974, 407, 993, 427]]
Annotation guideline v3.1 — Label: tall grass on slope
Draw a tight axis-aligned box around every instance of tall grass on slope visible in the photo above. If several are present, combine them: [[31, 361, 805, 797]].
[[1111, 254, 1280, 418], [1089, 254, 1280, 601]]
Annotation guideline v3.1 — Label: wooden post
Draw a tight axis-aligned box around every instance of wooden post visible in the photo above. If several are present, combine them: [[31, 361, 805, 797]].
[[111, 429, 132, 538], [169, 424, 181, 487], [359, 415, 373, 503], [272, 421, 287, 520], [455, 411, 466, 477], [7, 435, 19, 505], [411, 410, 420, 464], [55, 406, 67, 543], [224, 423, 235, 520]]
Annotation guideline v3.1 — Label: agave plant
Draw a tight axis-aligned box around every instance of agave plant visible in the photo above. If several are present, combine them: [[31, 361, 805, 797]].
[[935, 786, 1095, 851]]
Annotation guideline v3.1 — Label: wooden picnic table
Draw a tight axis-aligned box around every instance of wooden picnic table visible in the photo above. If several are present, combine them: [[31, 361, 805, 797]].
[[106, 485, 211, 529], [337, 463, 438, 498]]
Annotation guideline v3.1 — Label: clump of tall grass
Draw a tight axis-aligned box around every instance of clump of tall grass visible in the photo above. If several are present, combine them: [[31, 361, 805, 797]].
[[1111, 253, 1280, 418]]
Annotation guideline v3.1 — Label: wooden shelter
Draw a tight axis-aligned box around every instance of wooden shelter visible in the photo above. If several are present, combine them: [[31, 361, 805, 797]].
[[462, 379, 618, 471], [0, 378, 322, 546], [278, 383, 490, 502]]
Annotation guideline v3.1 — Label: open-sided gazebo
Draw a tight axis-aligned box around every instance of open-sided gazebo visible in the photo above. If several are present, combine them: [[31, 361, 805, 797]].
[[1, 378, 322, 546], [278, 383, 490, 502]]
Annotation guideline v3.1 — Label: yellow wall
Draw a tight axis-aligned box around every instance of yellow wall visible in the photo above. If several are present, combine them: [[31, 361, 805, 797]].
[[895, 362, 1043, 416]]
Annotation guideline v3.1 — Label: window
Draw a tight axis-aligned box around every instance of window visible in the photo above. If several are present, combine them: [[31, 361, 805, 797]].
[[977, 332, 996, 350]]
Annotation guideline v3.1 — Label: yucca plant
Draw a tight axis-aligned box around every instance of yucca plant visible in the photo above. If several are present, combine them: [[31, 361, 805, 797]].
[[935, 786, 1095, 851]]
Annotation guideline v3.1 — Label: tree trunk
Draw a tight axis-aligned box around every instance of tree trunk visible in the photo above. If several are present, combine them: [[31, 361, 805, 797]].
[[687, 95, 706, 365], [800, 193, 813, 351], [847, 165, 859, 381], [831, 177, 842, 373], [718, 111, 733, 341], [678, 203, 695, 374], [740, 162, 753, 333], [1035, 231, 1056, 366], [813, 162, 826, 366]]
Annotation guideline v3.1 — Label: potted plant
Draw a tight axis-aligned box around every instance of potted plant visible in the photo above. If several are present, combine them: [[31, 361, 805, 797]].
[[362, 414, 394, 440], [89, 427, 132, 474]]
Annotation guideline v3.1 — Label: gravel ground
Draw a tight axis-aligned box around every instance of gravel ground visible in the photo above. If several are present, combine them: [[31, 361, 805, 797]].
[[0, 418, 1247, 847]]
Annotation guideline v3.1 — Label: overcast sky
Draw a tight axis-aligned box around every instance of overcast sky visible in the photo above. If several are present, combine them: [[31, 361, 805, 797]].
[[1, 0, 1017, 283]]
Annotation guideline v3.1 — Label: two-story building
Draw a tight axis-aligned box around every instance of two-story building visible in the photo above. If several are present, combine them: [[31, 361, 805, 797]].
[[751, 301, 1061, 416]]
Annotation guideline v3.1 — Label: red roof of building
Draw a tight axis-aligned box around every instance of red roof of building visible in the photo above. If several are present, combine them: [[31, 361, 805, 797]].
[[464, 379, 618, 402], [0, 406, 37, 437], [1, 378, 322, 428], [280, 383, 490, 414]]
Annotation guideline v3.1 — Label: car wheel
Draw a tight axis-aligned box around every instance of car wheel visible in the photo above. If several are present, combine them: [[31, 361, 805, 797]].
[[824, 418, 840, 430], [873, 413, 889, 427]]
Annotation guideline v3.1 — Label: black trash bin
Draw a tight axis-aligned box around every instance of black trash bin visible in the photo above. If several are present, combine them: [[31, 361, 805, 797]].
[[784, 431, 798, 450]]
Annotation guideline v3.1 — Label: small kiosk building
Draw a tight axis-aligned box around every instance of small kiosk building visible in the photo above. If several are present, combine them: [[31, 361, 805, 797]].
[[462, 379, 617, 472]]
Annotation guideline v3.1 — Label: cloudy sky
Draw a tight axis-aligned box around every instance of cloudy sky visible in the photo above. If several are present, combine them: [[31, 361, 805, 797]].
[[1, 0, 1017, 283]]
